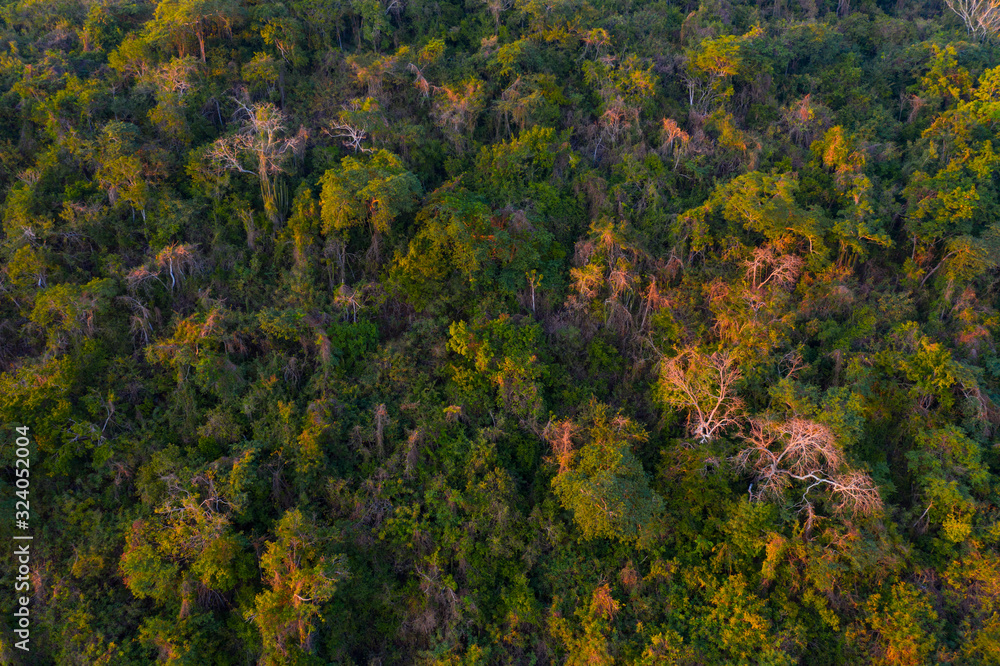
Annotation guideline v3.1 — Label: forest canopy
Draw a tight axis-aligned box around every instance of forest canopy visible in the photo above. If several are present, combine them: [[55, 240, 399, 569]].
[[2, 0, 1000, 662]]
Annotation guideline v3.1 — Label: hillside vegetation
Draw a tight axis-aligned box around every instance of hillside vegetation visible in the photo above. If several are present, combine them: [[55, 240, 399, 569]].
[[3, 0, 1000, 662]]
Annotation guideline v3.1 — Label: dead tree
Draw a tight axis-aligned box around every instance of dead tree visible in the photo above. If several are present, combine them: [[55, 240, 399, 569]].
[[154, 243, 200, 291], [743, 246, 804, 291], [658, 348, 743, 442], [326, 122, 372, 153], [733, 418, 882, 519], [543, 418, 579, 474], [208, 101, 304, 223], [945, 0, 1000, 40]]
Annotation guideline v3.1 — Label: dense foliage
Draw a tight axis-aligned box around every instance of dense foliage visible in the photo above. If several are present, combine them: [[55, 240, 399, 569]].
[[2, 0, 1000, 661]]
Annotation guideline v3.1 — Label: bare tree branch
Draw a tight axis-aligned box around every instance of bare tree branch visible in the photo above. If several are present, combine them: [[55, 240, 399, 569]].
[[659, 348, 743, 442], [734, 418, 882, 519], [208, 101, 305, 222]]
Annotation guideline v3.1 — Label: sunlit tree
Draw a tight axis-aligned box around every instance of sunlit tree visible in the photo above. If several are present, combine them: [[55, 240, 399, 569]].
[[209, 102, 305, 224]]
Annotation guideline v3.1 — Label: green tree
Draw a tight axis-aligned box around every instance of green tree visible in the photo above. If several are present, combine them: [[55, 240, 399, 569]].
[[682, 34, 743, 114], [250, 509, 347, 663], [392, 184, 552, 309], [906, 426, 988, 543], [120, 470, 245, 608], [319, 149, 421, 270], [849, 583, 942, 665], [145, 0, 243, 62], [548, 400, 663, 543], [94, 122, 149, 218], [447, 315, 546, 423], [29, 278, 117, 353]]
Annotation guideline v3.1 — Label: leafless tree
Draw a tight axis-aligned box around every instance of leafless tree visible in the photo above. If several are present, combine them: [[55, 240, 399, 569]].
[[659, 349, 743, 442], [945, 0, 1000, 40], [119, 296, 154, 346], [901, 92, 926, 123], [599, 103, 640, 149], [569, 261, 603, 302], [351, 55, 397, 100], [155, 243, 200, 291], [407, 63, 431, 99], [481, 0, 513, 33], [208, 101, 305, 223], [638, 278, 671, 332], [326, 121, 371, 153], [404, 427, 423, 478], [431, 79, 485, 150], [579, 27, 611, 59], [591, 583, 621, 620], [334, 283, 368, 322], [125, 265, 164, 295], [149, 56, 198, 96], [733, 418, 882, 518], [660, 117, 691, 168], [324, 237, 351, 287], [494, 77, 544, 138], [158, 472, 231, 520], [237, 208, 260, 250], [543, 418, 579, 474], [744, 246, 804, 290], [683, 67, 733, 116], [373, 404, 389, 459], [385, 0, 404, 22]]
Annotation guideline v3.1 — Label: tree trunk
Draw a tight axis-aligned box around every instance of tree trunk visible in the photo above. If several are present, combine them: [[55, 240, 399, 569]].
[[279, 66, 286, 108]]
